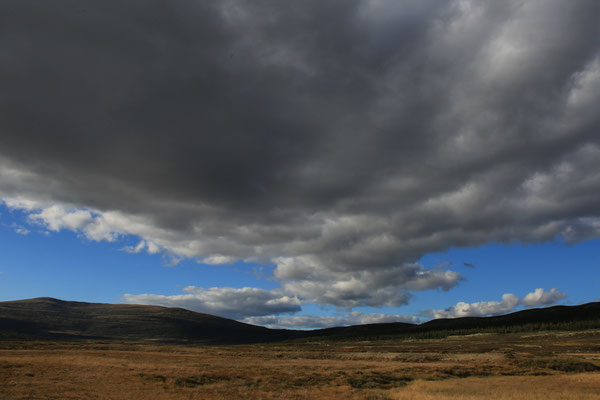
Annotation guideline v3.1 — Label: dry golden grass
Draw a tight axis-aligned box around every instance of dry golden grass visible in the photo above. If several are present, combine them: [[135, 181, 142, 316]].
[[392, 374, 600, 400], [1, 329, 599, 399]]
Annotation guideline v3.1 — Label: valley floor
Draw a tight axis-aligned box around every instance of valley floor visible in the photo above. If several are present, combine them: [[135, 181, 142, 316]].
[[1, 330, 600, 399]]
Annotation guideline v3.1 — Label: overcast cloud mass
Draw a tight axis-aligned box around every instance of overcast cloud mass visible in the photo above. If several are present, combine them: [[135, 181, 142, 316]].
[[1, 0, 598, 325]]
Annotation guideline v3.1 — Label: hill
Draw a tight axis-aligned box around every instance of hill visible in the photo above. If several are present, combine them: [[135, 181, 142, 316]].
[[1, 297, 599, 343], [0, 297, 296, 343], [307, 302, 600, 341]]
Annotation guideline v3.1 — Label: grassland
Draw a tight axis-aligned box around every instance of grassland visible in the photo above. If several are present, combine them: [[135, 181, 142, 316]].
[[1, 329, 599, 399]]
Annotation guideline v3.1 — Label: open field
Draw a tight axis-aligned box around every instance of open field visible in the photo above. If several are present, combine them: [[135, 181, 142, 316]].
[[1, 330, 600, 400]]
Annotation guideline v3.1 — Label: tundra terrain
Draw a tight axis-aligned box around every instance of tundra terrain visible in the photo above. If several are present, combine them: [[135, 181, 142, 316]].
[[1, 329, 599, 399]]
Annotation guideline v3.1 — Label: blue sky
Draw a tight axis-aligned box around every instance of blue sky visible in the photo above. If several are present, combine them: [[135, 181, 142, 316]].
[[1, 1, 599, 329], [0, 204, 278, 303]]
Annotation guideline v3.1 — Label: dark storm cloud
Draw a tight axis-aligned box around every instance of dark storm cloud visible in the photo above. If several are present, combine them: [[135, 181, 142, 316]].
[[1, 0, 600, 308]]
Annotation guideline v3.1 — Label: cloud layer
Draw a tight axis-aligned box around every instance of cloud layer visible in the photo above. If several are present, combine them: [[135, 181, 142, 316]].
[[1, 1, 599, 311], [123, 286, 302, 320], [123, 286, 567, 326], [123, 286, 420, 326], [244, 312, 420, 330]]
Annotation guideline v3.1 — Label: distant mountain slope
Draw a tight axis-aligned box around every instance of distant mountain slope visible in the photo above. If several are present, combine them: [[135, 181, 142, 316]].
[[1, 297, 599, 344], [0, 297, 296, 343], [307, 302, 600, 340], [420, 302, 600, 331]]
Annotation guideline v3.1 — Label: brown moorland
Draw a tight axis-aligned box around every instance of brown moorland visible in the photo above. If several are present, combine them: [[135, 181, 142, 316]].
[[1, 329, 599, 400]]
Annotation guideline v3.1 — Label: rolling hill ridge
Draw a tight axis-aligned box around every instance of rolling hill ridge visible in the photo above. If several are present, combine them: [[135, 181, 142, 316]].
[[1, 297, 599, 344], [0, 297, 295, 343]]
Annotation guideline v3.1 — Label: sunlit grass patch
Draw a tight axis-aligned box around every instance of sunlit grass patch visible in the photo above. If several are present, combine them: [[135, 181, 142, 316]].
[[391, 373, 600, 400]]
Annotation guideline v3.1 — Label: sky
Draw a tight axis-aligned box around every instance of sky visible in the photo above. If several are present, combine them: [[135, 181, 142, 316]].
[[0, 0, 599, 329]]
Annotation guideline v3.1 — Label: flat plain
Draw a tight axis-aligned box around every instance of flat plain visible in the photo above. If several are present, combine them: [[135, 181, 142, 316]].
[[1, 329, 600, 399]]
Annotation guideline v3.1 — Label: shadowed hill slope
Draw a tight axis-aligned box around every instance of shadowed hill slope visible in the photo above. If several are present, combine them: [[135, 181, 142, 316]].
[[1, 297, 599, 343], [0, 297, 297, 343]]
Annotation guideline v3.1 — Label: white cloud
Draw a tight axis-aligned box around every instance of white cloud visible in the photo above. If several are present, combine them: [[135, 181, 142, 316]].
[[28, 205, 94, 233], [521, 288, 567, 307], [122, 240, 146, 254], [5, 222, 30, 235], [426, 293, 520, 319], [122, 240, 161, 255], [425, 288, 568, 319], [202, 255, 236, 265], [14, 226, 30, 235], [243, 312, 420, 330], [122, 286, 302, 320]]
